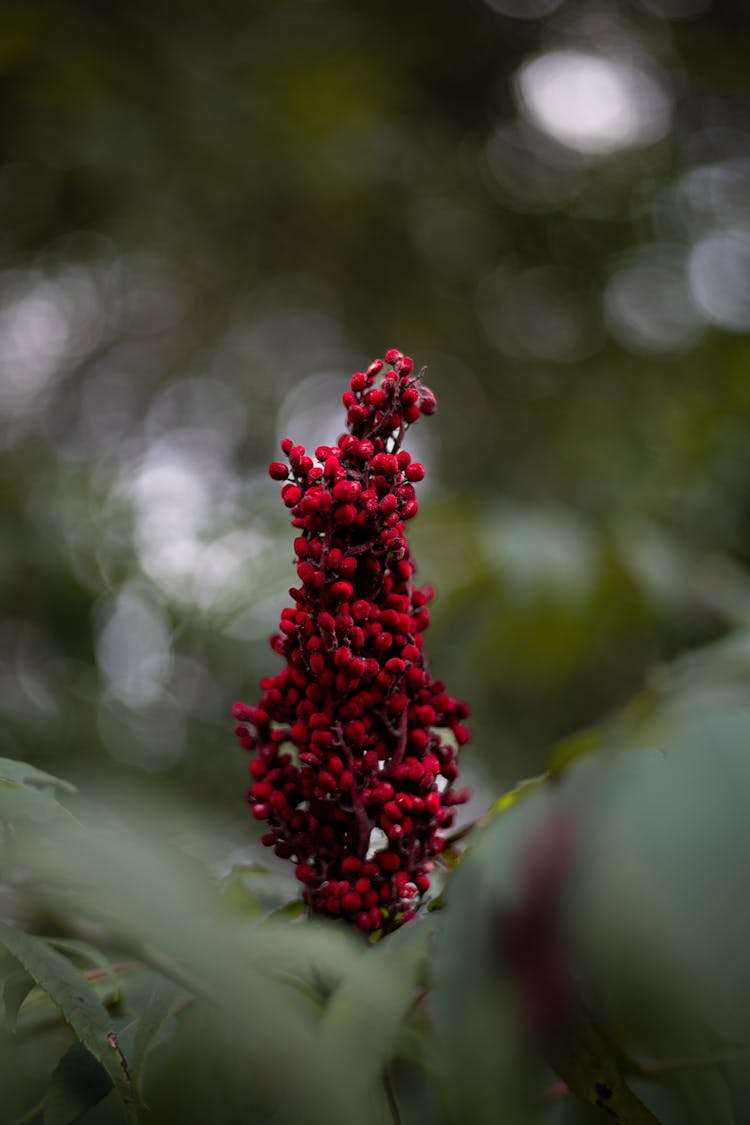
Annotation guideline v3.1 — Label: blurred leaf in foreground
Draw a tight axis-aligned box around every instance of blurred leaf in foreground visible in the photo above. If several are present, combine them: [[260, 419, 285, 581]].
[[0, 757, 77, 827], [437, 685, 750, 1123], [43, 1041, 114, 1125], [13, 788, 385, 1125], [0, 922, 137, 1122]]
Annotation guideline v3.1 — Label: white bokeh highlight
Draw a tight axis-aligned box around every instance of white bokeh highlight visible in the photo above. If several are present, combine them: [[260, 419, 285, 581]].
[[604, 246, 705, 353], [688, 230, 750, 332], [516, 50, 671, 156]]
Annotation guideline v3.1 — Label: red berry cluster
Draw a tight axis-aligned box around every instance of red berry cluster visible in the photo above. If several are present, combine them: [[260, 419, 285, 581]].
[[233, 349, 470, 934]]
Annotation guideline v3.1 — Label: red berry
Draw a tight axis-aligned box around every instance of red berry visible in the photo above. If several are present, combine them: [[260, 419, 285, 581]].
[[332, 479, 359, 503], [365, 388, 386, 408], [345, 720, 366, 745], [334, 504, 357, 526], [281, 484, 301, 507], [378, 851, 401, 872]]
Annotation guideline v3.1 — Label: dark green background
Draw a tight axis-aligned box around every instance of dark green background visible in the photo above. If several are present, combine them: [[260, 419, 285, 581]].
[[1, 0, 749, 839]]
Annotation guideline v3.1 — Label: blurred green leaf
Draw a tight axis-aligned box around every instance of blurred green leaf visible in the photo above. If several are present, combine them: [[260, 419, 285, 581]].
[[483, 773, 549, 819], [432, 800, 538, 1125], [568, 728, 750, 1050], [3, 967, 34, 1031], [0, 757, 77, 827], [320, 918, 434, 1112], [434, 754, 666, 1123], [546, 728, 603, 775], [221, 863, 302, 916], [456, 695, 750, 1122], [15, 966, 141, 1034], [43, 1042, 113, 1125], [19, 803, 377, 1125], [0, 923, 136, 1121], [45, 940, 123, 1006], [265, 899, 306, 923], [545, 997, 661, 1124], [0, 759, 77, 795], [218, 866, 264, 919], [630, 1062, 735, 1125], [131, 975, 184, 1102]]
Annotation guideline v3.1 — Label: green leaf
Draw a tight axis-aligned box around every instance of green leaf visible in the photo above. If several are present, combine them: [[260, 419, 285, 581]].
[[632, 1059, 735, 1125], [546, 726, 603, 774], [545, 997, 662, 1124], [0, 759, 77, 794], [131, 976, 183, 1101], [470, 706, 750, 1123], [22, 809, 373, 1125], [14, 972, 136, 1033], [12, 960, 142, 1034], [0, 758, 77, 828], [0, 783, 69, 826], [483, 772, 548, 820], [0, 923, 137, 1122], [320, 918, 434, 1110], [45, 940, 123, 1006], [3, 968, 34, 1030], [221, 863, 300, 914], [432, 819, 535, 1125], [218, 867, 263, 919], [434, 761, 664, 1125], [264, 899, 306, 923], [43, 1043, 113, 1125], [569, 732, 750, 1046]]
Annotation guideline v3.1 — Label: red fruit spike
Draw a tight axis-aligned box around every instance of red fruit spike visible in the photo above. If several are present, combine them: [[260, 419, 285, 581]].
[[236, 351, 469, 933]]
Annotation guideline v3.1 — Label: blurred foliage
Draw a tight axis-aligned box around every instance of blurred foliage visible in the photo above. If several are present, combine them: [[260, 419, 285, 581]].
[[1, 0, 750, 1119], [3, 631, 750, 1122]]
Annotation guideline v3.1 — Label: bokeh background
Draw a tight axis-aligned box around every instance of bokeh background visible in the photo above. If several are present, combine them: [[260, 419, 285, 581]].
[[2, 0, 750, 846]]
